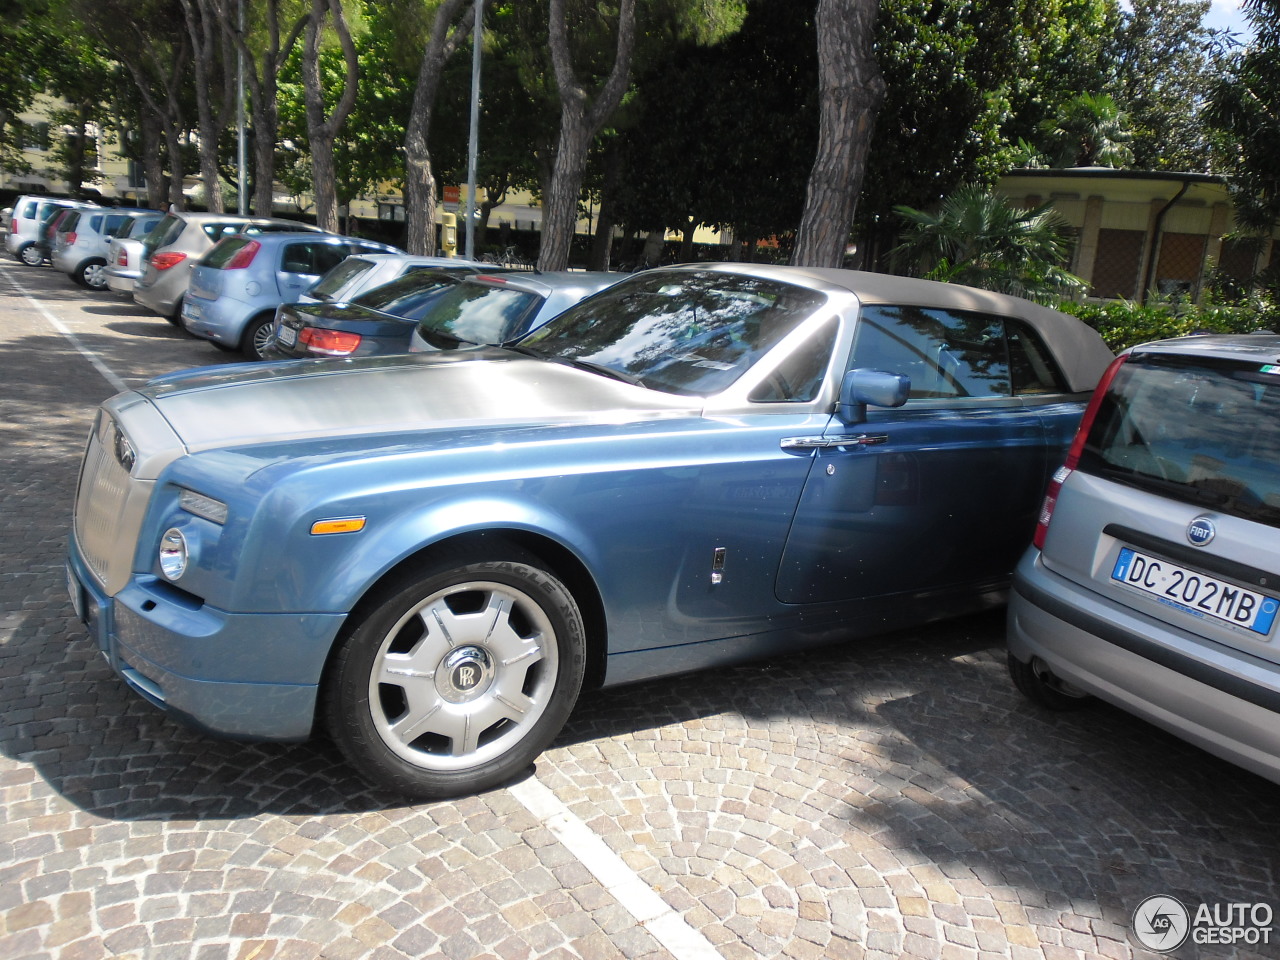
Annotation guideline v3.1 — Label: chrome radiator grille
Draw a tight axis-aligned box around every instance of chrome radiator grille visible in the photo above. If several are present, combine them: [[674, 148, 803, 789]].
[[73, 416, 137, 589]]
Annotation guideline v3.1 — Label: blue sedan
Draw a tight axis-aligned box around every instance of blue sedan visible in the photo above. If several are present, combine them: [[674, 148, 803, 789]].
[[66, 264, 1114, 797]]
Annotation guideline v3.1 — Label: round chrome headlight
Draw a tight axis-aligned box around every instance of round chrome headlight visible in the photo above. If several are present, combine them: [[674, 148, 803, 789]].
[[158, 528, 189, 581]]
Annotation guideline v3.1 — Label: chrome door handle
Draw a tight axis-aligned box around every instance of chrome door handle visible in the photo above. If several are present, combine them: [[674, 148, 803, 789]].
[[781, 434, 890, 450]]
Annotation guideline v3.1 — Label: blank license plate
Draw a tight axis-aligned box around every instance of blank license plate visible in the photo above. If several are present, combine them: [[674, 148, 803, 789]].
[[1112, 547, 1279, 636], [278, 324, 297, 347]]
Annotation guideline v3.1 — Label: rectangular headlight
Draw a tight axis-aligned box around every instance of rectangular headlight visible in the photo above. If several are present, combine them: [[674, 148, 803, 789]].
[[179, 488, 228, 524]]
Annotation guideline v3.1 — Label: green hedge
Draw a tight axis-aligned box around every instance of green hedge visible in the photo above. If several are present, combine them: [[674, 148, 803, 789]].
[[1054, 296, 1280, 352]]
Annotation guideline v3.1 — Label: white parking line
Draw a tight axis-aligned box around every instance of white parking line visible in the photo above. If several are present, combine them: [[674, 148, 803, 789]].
[[1, 266, 128, 393], [509, 777, 725, 960]]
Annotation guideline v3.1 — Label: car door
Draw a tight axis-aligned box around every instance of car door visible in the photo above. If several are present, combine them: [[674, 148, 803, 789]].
[[276, 240, 345, 297], [776, 303, 1052, 604]]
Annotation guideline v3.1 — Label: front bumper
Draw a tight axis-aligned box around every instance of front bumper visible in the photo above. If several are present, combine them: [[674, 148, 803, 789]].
[[1008, 549, 1280, 785], [67, 537, 345, 741]]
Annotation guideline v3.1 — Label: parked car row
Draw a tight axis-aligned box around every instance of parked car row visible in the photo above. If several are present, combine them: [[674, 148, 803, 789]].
[[8, 195, 635, 365]]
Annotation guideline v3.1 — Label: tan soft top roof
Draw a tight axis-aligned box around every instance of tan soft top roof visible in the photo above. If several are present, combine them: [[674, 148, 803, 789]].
[[694, 263, 1116, 394]]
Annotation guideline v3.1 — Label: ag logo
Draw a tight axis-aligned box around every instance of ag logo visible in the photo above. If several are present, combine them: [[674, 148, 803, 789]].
[[1133, 895, 1190, 952]]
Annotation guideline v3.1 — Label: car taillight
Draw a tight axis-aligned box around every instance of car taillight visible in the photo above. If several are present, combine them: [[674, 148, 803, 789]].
[[1033, 353, 1129, 550], [225, 240, 261, 270], [151, 252, 187, 270], [118, 249, 128, 267], [299, 327, 362, 356], [66, 232, 77, 245]]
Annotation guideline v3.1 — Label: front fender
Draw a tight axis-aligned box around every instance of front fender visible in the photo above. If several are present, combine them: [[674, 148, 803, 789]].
[[240, 486, 605, 615]]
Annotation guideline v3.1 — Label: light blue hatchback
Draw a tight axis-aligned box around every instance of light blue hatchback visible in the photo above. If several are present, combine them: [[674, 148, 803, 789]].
[[181, 231, 401, 359]]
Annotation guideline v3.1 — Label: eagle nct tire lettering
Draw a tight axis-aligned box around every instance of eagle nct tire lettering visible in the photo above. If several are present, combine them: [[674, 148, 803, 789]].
[[324, 556, 586, 797]]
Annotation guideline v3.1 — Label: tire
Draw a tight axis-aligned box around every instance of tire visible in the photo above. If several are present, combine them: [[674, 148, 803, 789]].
[[18, 244, 43, 266], [325, 557, 587, 798], [78, 259, 108, 290], [240, 313, 276, 360], [1007, 653, 1091, 711]]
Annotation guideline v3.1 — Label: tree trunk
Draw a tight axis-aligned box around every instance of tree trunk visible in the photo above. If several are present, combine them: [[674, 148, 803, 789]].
[[641, 229, 664, 266], [402, 0, 474, 255], [252, 94, 277, 216], [679, 219, 696, 262], [182, 0, 231, 213], [65, 105, 90, 198], [539, 113, 592, 271], [538, 0, 637, 272], [217, 0, 310, 217], [301, 0, 359, 233], [588, 141, 622, 270], [140, 111, 168, 210], [164, 124, 186, 211], [790, 0, 884, 268]]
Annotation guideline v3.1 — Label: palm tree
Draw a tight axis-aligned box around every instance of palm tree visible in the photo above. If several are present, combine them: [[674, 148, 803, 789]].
[[892, 185, 1087, 303], [1043, 92, 1135, 168]]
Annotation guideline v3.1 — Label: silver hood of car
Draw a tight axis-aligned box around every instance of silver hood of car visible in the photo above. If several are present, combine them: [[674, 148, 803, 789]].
[[139, 350, 698, 452]]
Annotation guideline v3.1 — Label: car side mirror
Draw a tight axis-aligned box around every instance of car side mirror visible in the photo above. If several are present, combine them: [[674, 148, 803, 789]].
[[838, 368, 910, 424]]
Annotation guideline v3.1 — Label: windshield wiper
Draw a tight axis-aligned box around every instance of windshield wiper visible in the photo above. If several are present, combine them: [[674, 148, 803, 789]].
[[504, 343, 546, 359], [503, 345, 644, 385], [563, 359, 646, 386]]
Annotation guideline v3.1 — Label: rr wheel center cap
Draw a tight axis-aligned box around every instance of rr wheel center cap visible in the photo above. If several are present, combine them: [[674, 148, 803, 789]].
[[436, 646, 496, 704]]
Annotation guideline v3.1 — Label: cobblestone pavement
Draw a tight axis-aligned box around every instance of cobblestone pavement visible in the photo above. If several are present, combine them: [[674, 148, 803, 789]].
[[1, 251, 1278, 960]]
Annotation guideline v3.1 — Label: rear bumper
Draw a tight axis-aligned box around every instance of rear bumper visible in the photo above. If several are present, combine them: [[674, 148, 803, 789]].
[[134, 276, 182, 317], [1009, 549, 1280, 784], [180, 295, 252, 346], [106, 269, 140, 295], [67, 537, 344, 742]]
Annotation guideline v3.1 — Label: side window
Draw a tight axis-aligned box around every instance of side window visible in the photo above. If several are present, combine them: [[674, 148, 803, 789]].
[[282, 243, 344, 275], [313, 244, 347, 275], [749, 317, 837, 403], [1007, 321, 1067, 395], [281, 243, 317, 274], [851, 305, 1011, 399]]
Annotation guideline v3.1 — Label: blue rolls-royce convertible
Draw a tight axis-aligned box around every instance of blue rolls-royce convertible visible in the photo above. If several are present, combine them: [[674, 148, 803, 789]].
[[67, 264, 1114, 797]]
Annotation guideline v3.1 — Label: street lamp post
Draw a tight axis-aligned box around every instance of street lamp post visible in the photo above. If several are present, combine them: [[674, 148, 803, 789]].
[[463, 0, 482, 260]]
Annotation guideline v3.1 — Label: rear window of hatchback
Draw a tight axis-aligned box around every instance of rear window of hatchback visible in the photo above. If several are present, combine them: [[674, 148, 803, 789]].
[[1079, 352, 1280, 529]]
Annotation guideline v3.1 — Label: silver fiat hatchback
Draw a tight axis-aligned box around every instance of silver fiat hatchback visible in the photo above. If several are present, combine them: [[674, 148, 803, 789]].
[[1008, 334, 1280, 784]]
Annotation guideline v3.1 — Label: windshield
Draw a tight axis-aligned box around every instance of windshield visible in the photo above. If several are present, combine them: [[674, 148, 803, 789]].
[[311, 257, 374, 299], [414, 280, 541, 345], [1080, 354, 1280, 528], [519, 270, 825, 396]]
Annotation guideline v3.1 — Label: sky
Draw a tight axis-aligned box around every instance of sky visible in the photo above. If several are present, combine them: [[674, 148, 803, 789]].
[[1201, 0, 1253, 38]]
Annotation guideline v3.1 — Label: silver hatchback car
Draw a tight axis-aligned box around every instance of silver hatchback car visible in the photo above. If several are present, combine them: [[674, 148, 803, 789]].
[[133, 212, 325, 322], [51, 208, 162, 289], [1008, 334, 1280, 785]]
